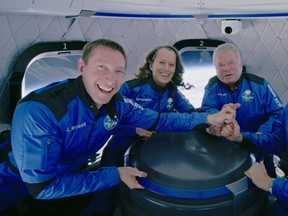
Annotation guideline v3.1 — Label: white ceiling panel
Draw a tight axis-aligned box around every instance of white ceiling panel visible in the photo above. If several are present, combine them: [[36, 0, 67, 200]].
[[1, 0, 288, 18]]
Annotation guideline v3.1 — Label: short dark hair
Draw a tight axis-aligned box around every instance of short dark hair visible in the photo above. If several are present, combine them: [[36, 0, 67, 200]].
[[82, 39, 127, 68]]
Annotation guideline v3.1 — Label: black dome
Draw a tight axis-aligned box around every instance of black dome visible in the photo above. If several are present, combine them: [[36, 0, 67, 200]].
[[126, 130, 252, 197], [122, 129, 267, 216]]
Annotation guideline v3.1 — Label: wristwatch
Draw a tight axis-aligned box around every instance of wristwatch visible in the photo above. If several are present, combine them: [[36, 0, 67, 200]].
[[205, 127, 211, 134], [268, 178, 275, 194]]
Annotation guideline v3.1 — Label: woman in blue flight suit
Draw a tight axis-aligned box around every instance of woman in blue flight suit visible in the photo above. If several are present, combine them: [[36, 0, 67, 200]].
[[93, 45, 198, 215], [102, 45, 197, 167]]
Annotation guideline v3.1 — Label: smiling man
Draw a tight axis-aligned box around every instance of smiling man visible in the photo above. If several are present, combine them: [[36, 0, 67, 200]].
[[201, 42, 283, 179], [79, 43, 126, 108], [96, 45, 199, 214], [0, 39, 235, 216]]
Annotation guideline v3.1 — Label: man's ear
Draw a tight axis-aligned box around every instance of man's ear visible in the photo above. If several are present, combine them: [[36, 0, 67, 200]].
[[77, 59, 84, 73]]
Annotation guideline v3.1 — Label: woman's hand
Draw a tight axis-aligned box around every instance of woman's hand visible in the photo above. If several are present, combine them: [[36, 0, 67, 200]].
[[136, 127, 155, 140]]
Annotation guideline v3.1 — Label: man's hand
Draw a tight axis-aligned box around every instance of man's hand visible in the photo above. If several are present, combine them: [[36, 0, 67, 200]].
[[118, 167, 147, 189], [244, 162, 271, 192], [206, 112, 234, 127], [206, 103, 240, 136], [222, 103, 241, 114], [221, 119, 243, 143], [207, 125, 222, 136], [136, 127, 155, 140], [206, 103, 240, 127]]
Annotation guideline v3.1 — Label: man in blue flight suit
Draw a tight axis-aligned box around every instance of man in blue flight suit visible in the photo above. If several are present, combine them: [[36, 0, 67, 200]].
[[201, 42, 283, 178], [0, 39, 236, 216], [221, 105, 288, 216]]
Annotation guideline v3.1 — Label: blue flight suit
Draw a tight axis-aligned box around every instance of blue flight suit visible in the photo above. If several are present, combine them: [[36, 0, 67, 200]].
[[1, 76, 207, 213], [201, 72, 283, 177]]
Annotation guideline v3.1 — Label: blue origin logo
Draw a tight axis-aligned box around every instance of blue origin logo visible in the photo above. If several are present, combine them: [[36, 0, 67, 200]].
[[104, 115, 118, 130], [242, 90, 254, 102], [167, 97, 174, 111]]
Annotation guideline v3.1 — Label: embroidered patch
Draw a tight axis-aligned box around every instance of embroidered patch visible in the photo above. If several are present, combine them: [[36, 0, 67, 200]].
[[167, 97, 174, 111], [242, 90, 254, 102], [104, 115, 118, 130]]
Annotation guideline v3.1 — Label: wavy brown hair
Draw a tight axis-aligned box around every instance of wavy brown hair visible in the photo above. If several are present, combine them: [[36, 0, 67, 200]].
[[136, 45, 185, 86]]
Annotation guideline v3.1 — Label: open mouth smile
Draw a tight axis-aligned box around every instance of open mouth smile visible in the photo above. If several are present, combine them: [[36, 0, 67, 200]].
[[98, 84, 113, 93], [160, 72, 170, 77]]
